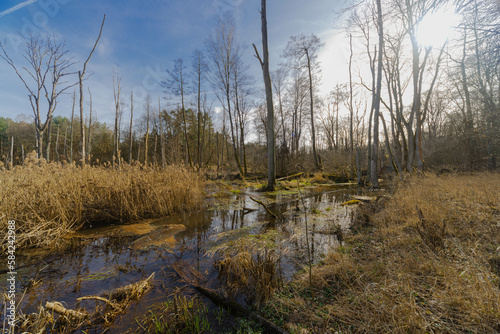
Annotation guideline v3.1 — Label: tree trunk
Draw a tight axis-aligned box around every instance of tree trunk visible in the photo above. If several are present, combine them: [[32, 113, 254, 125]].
[[10, 136, 14, 166], [45, 116, 52, 162], [306, 52, 319, 170], [159, 97, 165, 169], [254, 0, 276, 190], [88, 89, 93, 161], [79, 71, 86, 165], [349, 34, 354, 179], [371, 0, 384, 188], [55, 125, 60, 162], [63, 126, 68, 159], [70, 91, 75, 163], [129, 91, 134, 163]]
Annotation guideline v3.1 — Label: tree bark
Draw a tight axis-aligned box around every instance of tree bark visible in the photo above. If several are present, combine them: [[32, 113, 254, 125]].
[[129, 91, 134, 163], [371, 0, 384, 188], [70, 91, 75, 163], [79, 70, 86, 164], [253, 0, 276, 190]]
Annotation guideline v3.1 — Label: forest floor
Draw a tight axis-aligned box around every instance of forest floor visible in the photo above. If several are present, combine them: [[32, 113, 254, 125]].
[[261, 172, 500, 333]]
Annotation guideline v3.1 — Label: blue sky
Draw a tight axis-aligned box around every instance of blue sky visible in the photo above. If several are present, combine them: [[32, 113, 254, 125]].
[[0, 0, 351, 125]]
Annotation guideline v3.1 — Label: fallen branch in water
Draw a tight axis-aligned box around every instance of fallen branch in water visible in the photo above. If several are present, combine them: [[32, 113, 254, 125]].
[[45, 302, 87, 321], [76, 296, 121, 311], [243, 207, 257, 215], [250, 196, 277, 219]]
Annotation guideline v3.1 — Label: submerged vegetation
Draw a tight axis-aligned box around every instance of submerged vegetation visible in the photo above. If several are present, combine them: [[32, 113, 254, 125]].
[[262, 173, 500, 333], [0, 152, 204, 252]]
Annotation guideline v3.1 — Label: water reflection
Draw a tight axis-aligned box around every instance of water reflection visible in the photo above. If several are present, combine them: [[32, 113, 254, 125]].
[[6, 185, 360, 333]]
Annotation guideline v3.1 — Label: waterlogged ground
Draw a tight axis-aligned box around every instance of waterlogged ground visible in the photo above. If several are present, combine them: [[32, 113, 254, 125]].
[[5, 183, 366, 333]]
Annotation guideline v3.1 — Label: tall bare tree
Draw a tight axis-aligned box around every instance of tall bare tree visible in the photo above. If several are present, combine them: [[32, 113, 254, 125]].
[[370, 0, 384, 187], [77, 14, 105, 165], [207, 14, 245, 177], [113, 71, 122, 167], [129, 90, 134, 163], [87, 88, 93, 161], [282, 34, 325, 170], [143, 95, 152, 165], [191, 50, 209, 169], [164, 58, 192, 167], [70, 91, 75, 162], [253, 0, 276, 189], [1, 35, 77, 159]]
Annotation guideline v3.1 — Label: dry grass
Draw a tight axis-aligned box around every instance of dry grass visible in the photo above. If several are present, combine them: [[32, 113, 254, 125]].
[[18, 273, 155, 333], [310, 172, 329, 184], [0, 152, 204, 252], [206, 225, 284, 307], [263, 173, 500, 333]]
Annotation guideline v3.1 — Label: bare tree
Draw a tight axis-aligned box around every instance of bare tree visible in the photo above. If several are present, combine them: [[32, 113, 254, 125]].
[[77, 14, 105, 165], [370, 0, 384, 187], [70, 91, 75, 162], [159, 97, 166, 168], [282, 34, 325, 170], [143, 95, 152, 165], [129, 90, 134, 163], [87, 87, 93, 161], [271, 67, 289, 148], [207, 14, 245, 177], [113, 71, 122, 167], [1, 35, 77, 159], [191, 50, 209, 169], [253, 0, 276, 189], [164, 58, 192, 167]]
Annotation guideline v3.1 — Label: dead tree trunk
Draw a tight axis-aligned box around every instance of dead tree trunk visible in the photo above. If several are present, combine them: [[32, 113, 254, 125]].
[[253, 0, 276, 190]]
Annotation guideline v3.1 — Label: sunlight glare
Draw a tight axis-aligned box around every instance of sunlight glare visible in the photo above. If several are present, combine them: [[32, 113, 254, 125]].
[[416, 6, 460, 48]]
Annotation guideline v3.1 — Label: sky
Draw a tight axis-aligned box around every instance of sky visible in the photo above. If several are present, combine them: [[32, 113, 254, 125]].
[[0, 0, 354, 126]]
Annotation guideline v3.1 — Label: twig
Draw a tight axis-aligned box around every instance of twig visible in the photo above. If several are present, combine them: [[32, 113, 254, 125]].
[[76, 296, 121, 311]]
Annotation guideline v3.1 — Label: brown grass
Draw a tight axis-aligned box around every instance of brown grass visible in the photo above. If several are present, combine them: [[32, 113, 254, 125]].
[[206, 226, 283, 307], [263, 173, 500, 333], [0, 153, 204, 252]]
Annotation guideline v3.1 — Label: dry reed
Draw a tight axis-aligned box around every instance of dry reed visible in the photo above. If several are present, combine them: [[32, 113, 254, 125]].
[[0, 153, 204, 252], [264, 173, 500, 333], [206, 225, 283, 307]]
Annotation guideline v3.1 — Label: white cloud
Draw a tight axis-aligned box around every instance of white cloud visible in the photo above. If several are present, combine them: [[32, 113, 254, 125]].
[[0, 0, 39, 18]]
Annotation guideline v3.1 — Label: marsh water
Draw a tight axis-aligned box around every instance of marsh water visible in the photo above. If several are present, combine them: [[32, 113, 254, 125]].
[[7, 184, 362, 333]]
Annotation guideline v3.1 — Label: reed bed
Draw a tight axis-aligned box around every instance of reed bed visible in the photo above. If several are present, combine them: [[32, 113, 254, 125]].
[[264, 173, 500, 333], [0, 153, 204, 252]]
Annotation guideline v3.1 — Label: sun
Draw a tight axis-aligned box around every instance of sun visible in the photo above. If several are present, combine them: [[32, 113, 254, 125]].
[[416, 6, 460, 48]]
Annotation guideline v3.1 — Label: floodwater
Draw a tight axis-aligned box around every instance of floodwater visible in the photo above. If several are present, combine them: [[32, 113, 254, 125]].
[[5, 184, 362, 333]]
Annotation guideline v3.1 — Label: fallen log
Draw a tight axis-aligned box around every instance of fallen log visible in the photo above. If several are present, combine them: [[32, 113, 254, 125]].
[[195, 286, 289, 334], [276, 172, 303, 181], [250, 196, 278, 219]]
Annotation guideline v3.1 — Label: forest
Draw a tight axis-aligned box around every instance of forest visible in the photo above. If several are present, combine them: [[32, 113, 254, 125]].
[[0, 0, 499, 333]]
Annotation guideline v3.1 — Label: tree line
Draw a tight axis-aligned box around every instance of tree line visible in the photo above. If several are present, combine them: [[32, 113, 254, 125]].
[[0, 0, 498, 187]]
